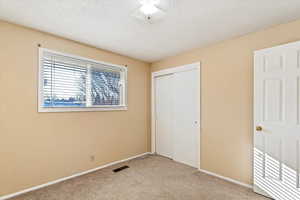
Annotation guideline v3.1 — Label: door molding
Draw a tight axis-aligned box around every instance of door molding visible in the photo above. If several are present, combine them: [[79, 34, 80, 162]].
[[151, 62, 201, 169]]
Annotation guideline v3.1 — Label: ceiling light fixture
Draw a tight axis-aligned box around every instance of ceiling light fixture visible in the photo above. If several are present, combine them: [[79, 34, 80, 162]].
[[132, 0, 168, 24], [139, 0, 160, 15]]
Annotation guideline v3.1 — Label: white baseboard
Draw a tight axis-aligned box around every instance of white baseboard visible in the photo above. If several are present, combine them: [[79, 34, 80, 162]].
[[0, 152, 151, 200], [199, 168, 253, 189]]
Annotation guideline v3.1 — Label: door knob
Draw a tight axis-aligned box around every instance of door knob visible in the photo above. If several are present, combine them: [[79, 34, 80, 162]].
[[256, 126, 263, 131]]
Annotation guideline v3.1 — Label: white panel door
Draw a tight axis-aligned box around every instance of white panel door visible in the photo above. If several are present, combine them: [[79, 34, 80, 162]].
[[155, 74, 173, 159], [254, 41, 300, 200], [172, 69, 199, 168]]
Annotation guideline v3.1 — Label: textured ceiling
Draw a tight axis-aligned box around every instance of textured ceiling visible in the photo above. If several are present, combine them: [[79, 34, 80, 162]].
[[1, 0, 300, 62]]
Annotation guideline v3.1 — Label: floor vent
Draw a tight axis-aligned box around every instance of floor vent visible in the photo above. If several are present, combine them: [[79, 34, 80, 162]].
[[113, 165, 129, 173]]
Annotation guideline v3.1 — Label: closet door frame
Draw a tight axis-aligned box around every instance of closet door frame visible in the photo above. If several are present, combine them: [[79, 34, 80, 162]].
[[151, 62, 201, 169]]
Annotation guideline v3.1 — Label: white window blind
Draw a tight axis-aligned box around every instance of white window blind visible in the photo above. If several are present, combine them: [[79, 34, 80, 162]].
[[39, 48, 127, 112]]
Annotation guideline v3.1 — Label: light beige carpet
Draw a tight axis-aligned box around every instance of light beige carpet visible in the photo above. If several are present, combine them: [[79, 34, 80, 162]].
[[10, 155, 269, 200]]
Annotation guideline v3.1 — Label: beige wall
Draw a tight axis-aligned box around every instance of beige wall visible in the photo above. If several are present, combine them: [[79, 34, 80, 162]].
[[151, 19, 300, 185], [0, 20, 150, 196]]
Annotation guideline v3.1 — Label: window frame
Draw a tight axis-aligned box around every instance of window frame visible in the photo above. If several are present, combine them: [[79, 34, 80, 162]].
[[38, 48, 128, 112]]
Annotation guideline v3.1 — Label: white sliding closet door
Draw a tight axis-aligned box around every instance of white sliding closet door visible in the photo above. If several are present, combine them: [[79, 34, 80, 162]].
[[154, 63, 200, 168], [155, 74, 173, 159], [172, 69, 199, 168]]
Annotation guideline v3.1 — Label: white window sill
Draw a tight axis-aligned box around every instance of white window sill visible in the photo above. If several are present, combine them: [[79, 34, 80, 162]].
[[38, 106, 128, 113]]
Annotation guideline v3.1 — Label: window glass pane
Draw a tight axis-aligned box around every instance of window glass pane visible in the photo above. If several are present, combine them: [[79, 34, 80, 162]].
[[43, 59, 87, 107], [91, 67, 121, 106], [40, 49, 127, 111]]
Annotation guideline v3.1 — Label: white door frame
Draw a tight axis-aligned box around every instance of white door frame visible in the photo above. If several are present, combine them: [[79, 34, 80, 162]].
[[151, 62, 201, 169]]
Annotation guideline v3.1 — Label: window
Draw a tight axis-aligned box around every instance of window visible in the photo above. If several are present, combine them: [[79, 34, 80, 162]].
[[39, 48, 127, 112]]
